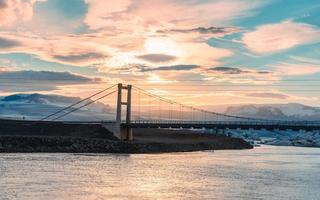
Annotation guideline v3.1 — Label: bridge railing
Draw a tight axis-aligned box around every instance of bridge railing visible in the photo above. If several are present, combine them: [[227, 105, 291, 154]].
[[129, 120, 320, 127], [26, 119, 320, 127]]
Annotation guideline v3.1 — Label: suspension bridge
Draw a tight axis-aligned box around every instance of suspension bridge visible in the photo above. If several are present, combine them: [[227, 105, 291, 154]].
[[33, 83, 320, 140]]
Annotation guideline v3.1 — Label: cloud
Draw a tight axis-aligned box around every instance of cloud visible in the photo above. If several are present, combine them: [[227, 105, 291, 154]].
[[208, 66, 271, 75], [0, 0, 263, 70], [0, 0, 266, 74], [52, 52, 107, 65], [209, 67, 249, 74], [242, 20, 320, 54], [0, 70, 99, 83], [0, 32, 110, 67], [274, 63, 320, 76], [84, 0, 132, 30], [245, 92, 290, 99], [180, 42, 233, 66], [137, 54, 176, 63], [81, 0, 265, 69], [271, 56, 320, 76], [141, 64, 199, 72], [0, 66, 12, 72], [200, 66, 279, 85], [0, 37, 21, 48], [0, 70, 103, 93], [157, 26, 241, 45], [289, 56, 320, 65], [0, 1, 7, 8], [125, 0, 265, 28], [0, 0, 41, 26], [159, 26, 239, 37], [102, 64, 199, 74]]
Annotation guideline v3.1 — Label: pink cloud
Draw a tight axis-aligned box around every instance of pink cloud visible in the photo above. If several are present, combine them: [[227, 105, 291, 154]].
[[244, 92, 290, 99], [275, 63, 320, 76], [0, 0, 264, 73], [0, 32, 110, 67], [199, 66, 281, 85], [84, 0, 132, 30], [242, 21, 320, 54], [0, 0, 42, 26], [84, 0, 266, 31], [179, 42, 233, 66], [82, 0, 265, 69]]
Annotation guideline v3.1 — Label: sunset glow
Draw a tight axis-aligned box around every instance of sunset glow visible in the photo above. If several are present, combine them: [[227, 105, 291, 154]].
[[144, 37, 181, 56], [0, 0, 319, 107], [0, 2, 320, 199]]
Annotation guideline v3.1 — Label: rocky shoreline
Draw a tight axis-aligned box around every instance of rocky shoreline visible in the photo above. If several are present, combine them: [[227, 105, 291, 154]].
[[0, 120, 252, 153], [0, 135, 252, 153]]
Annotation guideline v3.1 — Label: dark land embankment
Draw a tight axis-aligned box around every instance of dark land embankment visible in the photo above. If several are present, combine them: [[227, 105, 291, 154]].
[[0, 119, 252, 153]]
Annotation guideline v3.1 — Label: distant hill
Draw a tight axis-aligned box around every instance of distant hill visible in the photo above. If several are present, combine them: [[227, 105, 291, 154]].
[[0, 93, 112, 121], [224, 103, 320, 120], [1, 93, 81, 105], [1, 93, 320, 121]]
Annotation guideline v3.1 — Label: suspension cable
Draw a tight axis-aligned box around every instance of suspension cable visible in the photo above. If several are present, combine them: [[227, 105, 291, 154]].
[[41, 84, 116, 121], [138, 89, 141, 121], [133, 85, 274, 122], [51, 90, 117, 121]]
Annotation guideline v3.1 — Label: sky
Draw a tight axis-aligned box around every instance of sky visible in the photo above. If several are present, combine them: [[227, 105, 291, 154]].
[[0, 0, 319, 107]]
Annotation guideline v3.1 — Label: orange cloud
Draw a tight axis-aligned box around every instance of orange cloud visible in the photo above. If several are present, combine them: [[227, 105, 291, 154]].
[[84, 0, 132, 30], [0, 32, 111, 66], [0, 0, 43, 27], [243, 21, 320, 54], [0, 0, 268, 72], [82, 0, 264, 69]]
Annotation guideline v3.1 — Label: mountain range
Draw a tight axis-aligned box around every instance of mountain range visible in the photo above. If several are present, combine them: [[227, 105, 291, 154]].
[[225, 103, 320, 120], [0, 93, 112, 121], [0, 93, 319, 121]]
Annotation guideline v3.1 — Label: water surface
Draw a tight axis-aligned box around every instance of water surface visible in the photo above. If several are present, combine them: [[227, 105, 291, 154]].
[[1, 145, 320, 200]]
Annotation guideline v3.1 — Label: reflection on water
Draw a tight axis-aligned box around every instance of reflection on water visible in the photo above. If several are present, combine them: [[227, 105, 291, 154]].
[[1, 145, 320, 200]]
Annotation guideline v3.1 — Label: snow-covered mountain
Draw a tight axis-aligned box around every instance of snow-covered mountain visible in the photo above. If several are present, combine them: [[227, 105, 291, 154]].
[[1, 93, 320, 122], [1, 93, 81, 106], [1, 93, 319, 147], [224, 103, 320, 120], [0, 93, 112, 121]]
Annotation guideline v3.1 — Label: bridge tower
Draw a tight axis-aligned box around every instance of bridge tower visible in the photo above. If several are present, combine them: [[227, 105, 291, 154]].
[[115, 83, 133, 140], [102, 83, 133, 140]]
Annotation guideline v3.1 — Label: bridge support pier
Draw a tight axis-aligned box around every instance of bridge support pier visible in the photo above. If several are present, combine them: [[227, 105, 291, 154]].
[[105, 83, 133, 140]]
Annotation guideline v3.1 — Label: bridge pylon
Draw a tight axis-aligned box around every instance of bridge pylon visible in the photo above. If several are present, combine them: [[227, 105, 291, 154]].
[[103, 83, 133, 140], [116, 83, 133, 140]]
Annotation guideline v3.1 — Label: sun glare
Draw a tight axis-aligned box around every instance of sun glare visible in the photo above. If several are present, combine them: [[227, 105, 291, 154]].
[[147, 74, 163, 83], [147, 74, 175, 84], [144, 37, 182, 56]]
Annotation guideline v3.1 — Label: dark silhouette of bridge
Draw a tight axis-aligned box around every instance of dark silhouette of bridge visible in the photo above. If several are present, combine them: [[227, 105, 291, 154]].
[[38, 83, 320, 140]]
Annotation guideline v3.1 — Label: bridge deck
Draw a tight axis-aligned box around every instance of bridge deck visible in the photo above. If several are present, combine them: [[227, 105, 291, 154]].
[[123, 120, 320, 131], [1, 119, 319, 131]]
